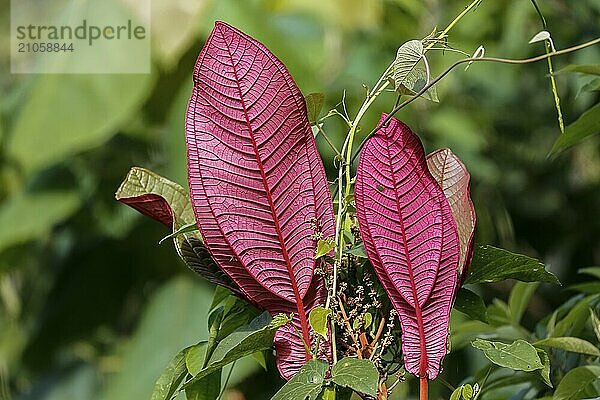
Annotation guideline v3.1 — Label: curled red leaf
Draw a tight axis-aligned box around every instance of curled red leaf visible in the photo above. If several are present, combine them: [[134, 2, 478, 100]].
[[426, 149, 476, 283]]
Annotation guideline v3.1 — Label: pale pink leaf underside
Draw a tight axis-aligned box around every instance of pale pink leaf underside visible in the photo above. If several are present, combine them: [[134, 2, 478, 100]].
[[355, 115, 459, 379], [426, 148, 476, 280], [185, 21, 334, 379]]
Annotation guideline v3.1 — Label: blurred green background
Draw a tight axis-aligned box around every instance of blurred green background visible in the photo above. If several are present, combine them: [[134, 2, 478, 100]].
[[0, 0, 599, 399]]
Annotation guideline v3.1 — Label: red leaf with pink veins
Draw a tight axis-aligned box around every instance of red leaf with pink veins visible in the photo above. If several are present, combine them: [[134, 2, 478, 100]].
[[355, 115, 459, 380], [185, 21, 335, 378], [426, 149, 476, 283]]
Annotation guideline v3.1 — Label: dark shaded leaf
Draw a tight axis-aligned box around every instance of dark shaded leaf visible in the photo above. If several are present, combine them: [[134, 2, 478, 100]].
[[115, 167, 240, 294], [454, 288, 488, 323], [464, 245, 559, 285], [549, 102, 600, 155]]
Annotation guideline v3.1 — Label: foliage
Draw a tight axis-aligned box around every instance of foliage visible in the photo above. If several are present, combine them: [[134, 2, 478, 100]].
[[0, 1, 599, 400]]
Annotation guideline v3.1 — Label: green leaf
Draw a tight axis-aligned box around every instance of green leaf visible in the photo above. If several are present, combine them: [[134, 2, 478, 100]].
[[577, 78, 600, 96], [185, 312, 291, 387], [115, 167, 194, 230], [347, 244, 367, 258], [209, 286, 233, 313], [450, 387, 463, 400], [590, 308, 600, 343], [536, 349, 552, 387], [567, 282, 600, 294], [252, 351, 267, 371], [0, 190, 80, 253], [534, 337, 600, 356], [461, 384, 474, 399], [471, 339, 544, 372], [579, 267, 600, 280], [330, 357, 379, 397], [465, 245, 559, 285], [393, 40, 424, 89], [529, 30, 551, 44], [309, 306, 331, 338], [555, 64, 600, 76], [508, 282, 539, 324], [553, 295, 596, 337], [271, 359, 328, 400], [454, 288, 488, 323], [395, 67, 439, 102], [363, 313, 373, 329], [8, 72, 154, 173], [315, 238, 335, 259], [553, 365, 600, 400], [549, 102, 600, 155], [158, 222, 198, 244], [151, 347, 190, 400], [186, 342, 209, 376], [185, 373, 221, 400], [305, 93, 325, 123]]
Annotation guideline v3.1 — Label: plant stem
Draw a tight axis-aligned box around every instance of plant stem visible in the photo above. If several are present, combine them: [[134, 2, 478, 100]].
[[529, 0, 565, 134], [420, 377, 429, 400], [352, 36, 600, 162], [325, 0, 484, 368]]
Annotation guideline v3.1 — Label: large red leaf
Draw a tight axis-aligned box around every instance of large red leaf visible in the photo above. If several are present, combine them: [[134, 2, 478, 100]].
[[426, 149, 476, 283], [185, 21, 335, 379], [355, 115, 459, 380]]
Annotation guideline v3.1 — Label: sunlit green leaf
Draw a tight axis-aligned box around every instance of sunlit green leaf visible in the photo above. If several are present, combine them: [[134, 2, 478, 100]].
[[331, 358, 379, 397], [553, 365, 600, 400], [271, 359, 328, 400], [536, 349, 552, 387], [393, 40, 424, 89], [309, 306, 331, 338], [315, 238, 335, 259], [186, 342, 209, 376], [471, 339, 544, 372], [394, 67, 439, 102], [529, 30, 551, 44], [534, 337, 600, 356], [151, 347, 190, 400]]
